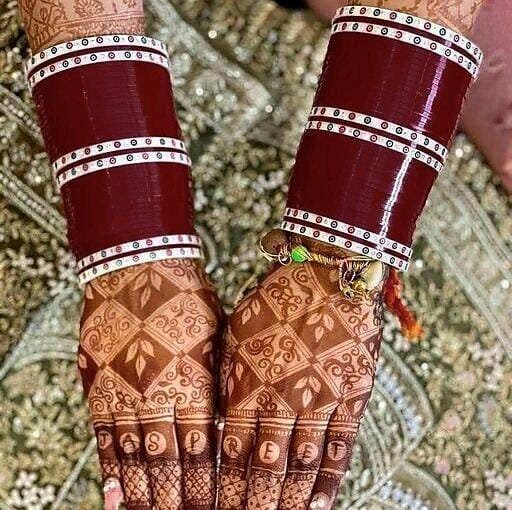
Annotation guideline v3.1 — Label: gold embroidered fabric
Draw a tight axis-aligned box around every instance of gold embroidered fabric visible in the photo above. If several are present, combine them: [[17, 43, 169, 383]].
[[0, 0, 511, 509]]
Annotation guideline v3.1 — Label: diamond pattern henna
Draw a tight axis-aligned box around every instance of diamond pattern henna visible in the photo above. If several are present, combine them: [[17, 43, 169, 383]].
[[79, 259, 223, 510], [219, 262, 384, 510]]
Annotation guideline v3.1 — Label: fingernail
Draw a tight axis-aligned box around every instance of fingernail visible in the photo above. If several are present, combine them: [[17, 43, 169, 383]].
[[309, 492, 330, 509], [103, 478, 124, 510]]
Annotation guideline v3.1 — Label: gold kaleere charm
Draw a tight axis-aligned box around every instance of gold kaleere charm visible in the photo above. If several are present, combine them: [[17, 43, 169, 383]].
[[259, 230, 385, 298], [338, 260, 385, 297], [360, 260, 385, 290]]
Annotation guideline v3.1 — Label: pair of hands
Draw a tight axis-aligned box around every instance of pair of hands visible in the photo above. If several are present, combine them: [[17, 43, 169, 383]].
[[79, 256, 384, 510]]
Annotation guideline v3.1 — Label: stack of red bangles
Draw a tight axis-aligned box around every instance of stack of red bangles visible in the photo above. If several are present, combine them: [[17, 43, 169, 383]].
[[25, 6, 482, 283], [25, 34, 201, 283], [281, 6, 482, 270]]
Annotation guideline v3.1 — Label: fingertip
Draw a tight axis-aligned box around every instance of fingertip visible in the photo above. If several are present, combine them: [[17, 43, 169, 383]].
[[103, 477, 124, 510], [278, 415, 329, 509], [140, 416, 182, 509], [306, 412, 360, 509], [176, 412, 216, 509], [94, 422, 125, 506], [114, 419, 153, 508], [308, 491, 333, 509], [246, 417, 295, 510]]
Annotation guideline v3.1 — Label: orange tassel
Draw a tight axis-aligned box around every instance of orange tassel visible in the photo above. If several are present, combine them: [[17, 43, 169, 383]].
[[383, 268, 424, 341]]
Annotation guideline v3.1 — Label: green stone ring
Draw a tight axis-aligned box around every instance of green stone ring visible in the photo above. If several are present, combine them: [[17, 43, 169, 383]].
[[290, 245, 311, 263]]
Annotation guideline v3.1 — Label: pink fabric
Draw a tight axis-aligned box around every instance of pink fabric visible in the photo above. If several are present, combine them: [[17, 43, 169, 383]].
[[462, 0, 512, 191]]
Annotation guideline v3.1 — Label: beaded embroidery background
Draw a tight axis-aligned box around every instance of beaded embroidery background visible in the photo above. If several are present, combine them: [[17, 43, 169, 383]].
[[0, 0, 511, 508]]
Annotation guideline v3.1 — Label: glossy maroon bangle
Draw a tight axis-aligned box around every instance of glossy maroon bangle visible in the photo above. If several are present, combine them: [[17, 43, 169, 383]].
[[26, 35, 201, 283], [281, 6, 482, 270]]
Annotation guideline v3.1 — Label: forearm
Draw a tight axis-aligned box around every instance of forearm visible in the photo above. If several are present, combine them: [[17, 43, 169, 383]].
[[280, 0, 485, 265], [306, 0, 484, 34], [18, 3, 220, 510], [19, 0, 144, 52], [21, 0, 200, 283]]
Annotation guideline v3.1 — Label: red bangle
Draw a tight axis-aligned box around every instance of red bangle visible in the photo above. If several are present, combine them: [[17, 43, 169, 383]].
[[282, 6, 482, 270], [26, 35, 201, 282]]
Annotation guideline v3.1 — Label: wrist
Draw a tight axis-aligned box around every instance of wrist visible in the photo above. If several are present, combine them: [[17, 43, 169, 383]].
[[20, 0, 145, 52]]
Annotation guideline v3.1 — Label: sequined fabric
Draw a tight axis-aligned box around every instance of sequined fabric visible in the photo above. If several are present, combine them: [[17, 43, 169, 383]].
[[0, 0, 510, 509]]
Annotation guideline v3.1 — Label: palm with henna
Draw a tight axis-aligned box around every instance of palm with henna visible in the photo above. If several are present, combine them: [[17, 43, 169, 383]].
[[218, 260, 385, 510], [78, 259, 223, 509]]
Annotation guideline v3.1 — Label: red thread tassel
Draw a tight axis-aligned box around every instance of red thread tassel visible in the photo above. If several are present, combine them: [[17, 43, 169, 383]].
[[384, 268, 424, 342]]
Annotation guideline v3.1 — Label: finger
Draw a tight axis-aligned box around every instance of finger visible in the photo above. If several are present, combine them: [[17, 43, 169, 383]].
[[218, 414, 257, 510], [246, 416, 295, 510], [307, 415, 360, 510], [278, 415, 330, 510], [176, 410, 216, 510], [114, 417, 153, 509], [140, 413, 183, 510], [93, 422, 125, 510]]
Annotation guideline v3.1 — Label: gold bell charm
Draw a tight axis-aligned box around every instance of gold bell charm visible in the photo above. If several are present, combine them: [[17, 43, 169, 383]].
[[338, 260, 384, 296], [260, 230, 290, 263], [359, 261, 385, 290]]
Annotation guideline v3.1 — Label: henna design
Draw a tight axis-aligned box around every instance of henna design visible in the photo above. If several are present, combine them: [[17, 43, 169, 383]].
[[218, 262, 384, 510], [79, 259, 223, 509], [18, 0, 144, 52], [425, 0, 484, 33], [347, 0, 484, 34], [17, 1, 220, 507]]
